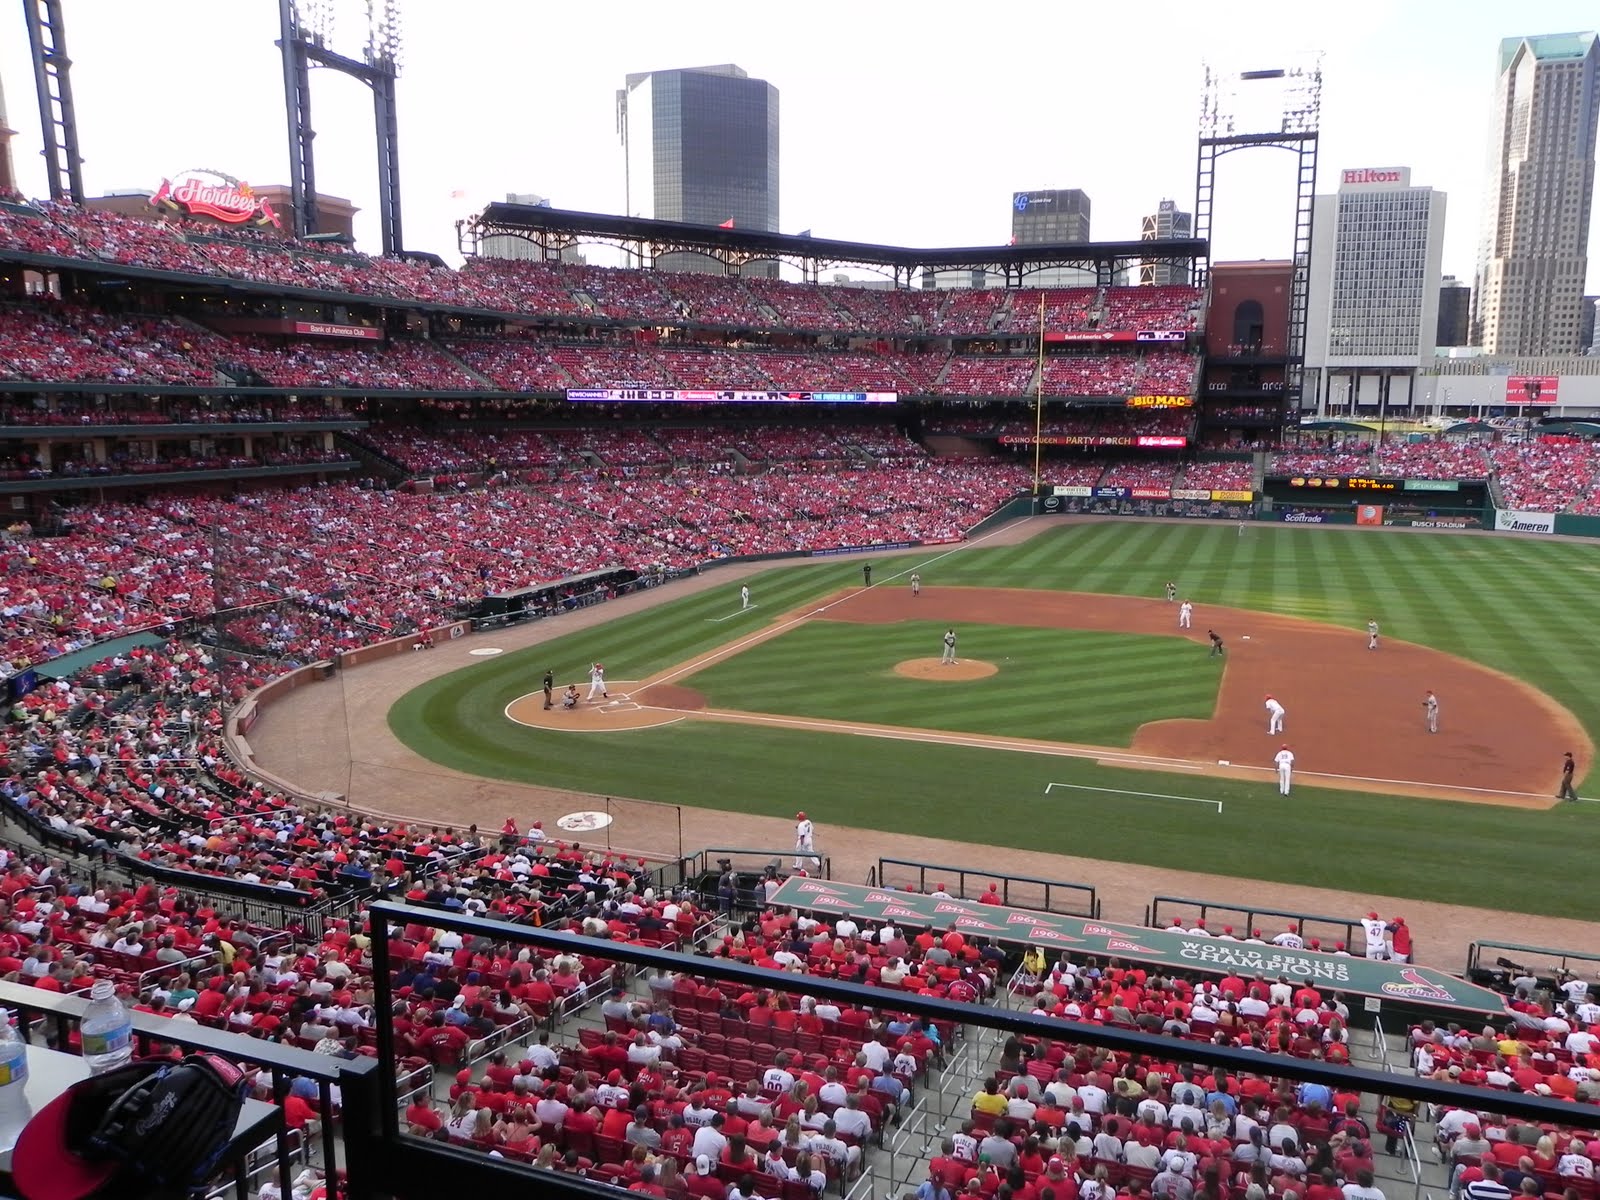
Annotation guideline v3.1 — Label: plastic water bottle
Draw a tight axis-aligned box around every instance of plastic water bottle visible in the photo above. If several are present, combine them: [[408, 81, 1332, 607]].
[[81, 980, 133, 1074], [0, 1008, 31, 1152]]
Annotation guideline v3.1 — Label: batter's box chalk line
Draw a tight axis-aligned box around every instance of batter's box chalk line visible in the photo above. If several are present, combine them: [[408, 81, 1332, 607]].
[[1045, 781, 1223, 814]]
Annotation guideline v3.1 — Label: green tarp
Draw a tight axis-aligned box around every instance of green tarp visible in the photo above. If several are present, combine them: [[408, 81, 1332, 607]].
[[31, 631, 170, 680], [769, 878, 1508, 1015]]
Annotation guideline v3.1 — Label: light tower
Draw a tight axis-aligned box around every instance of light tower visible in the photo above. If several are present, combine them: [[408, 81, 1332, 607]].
[[277, 0, 405, 253], [1195, 59, 1323, 402]]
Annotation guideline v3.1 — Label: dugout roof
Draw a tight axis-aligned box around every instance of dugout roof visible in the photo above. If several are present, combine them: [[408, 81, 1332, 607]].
[[769, 877, 1508, 1015]]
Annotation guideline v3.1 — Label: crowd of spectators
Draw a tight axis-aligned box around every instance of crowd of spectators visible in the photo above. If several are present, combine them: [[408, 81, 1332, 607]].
[[1491, 442, 1600, 514], [1176, 462, 1254, 492], [1371, 443, 1491, 481]]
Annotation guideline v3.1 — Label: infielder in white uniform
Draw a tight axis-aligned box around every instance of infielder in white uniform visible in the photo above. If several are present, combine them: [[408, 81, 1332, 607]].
[[740, 585, 751, 610], [1423, 690, 1439, 734], [1274, 744, 1295, 795], [793, 811, 814, 870], [910, 573, 921, 597], [1265, 695, 1285, 734], [1367, 619, 1380, 650], [941, 628, 957, 664], [587, 662, 608, 700], [1178, 600, 1193, 629]]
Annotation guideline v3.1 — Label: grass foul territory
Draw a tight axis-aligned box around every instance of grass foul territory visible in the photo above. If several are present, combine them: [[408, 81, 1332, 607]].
[[389, 522, 1600, 920]]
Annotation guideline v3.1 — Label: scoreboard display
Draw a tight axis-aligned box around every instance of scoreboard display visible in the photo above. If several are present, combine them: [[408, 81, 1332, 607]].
[[566, 388, 896, 405]]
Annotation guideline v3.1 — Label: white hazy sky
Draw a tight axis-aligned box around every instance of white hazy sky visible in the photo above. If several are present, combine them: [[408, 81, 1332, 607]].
[[2, 0, 1598, 285]]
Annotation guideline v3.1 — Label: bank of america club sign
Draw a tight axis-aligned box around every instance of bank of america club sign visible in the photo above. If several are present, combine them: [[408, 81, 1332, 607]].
[[151, 169, 283, 230]]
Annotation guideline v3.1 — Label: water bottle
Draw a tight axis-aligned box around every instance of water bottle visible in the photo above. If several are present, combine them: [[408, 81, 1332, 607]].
[[0, 1008, 31, 1152], [81, 980, 134, 1074]]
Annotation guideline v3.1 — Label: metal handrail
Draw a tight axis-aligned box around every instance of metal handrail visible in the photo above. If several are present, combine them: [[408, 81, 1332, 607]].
[[876, 856, 1099, 918]]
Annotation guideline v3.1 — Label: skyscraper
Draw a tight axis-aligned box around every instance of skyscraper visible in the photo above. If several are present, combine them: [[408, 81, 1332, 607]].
[[1472, 33, 1600, 355], [616, 64, 779, 234], [1437, 277, 1472, 347], [1139, 199, 1193, 285], [0, 70, 16, 196], [1304, 167, 1446, 410], [1010, 190, 1092, 287]]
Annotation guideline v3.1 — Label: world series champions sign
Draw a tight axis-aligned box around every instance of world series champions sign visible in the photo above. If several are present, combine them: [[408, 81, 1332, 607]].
[[767, 878, 1507, 1014]]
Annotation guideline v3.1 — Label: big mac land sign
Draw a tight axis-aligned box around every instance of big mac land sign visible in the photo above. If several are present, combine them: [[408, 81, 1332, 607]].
[[151, 170, 283, 230]]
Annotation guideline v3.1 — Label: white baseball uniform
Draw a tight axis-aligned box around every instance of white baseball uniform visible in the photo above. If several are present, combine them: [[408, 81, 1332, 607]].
[[1265, 698, 1285, 734], [1178, 601, 1193, 629], [1423, 692, 1439, 734], [587, 664, 607, 700], [740, 585, 751, 610], [910, 573, 921, 596], [1360, 917, 1389, 960], [941, 630, 957, 664], [1367, 621, 1379, 650], [1274, 747, 1294, 795], [794, 818, 814, 868]]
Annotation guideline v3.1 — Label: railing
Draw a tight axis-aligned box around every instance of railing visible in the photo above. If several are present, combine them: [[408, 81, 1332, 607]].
[[1147, 893, 1367, 954], [678, 846, 830, 913], [0, 979, 380, 1198], [875, 856, 1100, 917], [1465, 938, 1600, 992]]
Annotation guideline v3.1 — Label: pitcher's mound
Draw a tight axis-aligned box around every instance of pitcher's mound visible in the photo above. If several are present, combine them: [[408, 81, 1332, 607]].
[[893, 658, 999, 681], [505, 685, 685, 732]]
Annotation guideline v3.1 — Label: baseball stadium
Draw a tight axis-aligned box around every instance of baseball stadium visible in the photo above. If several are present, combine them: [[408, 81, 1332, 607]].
[[0, 9, 1599, 1200]]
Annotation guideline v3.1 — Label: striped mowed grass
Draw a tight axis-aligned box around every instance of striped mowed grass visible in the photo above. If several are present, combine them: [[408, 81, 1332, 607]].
[[390, 521, 1600, 918]]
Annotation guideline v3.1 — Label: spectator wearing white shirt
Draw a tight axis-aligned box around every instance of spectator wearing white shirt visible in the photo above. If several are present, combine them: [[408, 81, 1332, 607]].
[[831, 1095, 873, 1142]]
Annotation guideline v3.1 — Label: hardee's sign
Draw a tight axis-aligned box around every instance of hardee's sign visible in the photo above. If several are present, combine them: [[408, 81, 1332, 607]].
[[151, 170, 282, 230]]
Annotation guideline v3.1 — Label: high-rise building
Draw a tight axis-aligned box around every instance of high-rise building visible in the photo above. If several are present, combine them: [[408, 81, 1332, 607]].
[[1436, 276, 1472, 347], [1472, 33, 1600, 356], [1139, 199, 1193, 285], [1303, 167, 1446, 412], [1583, 294, 1600, 352], [1010, 190, 1092, 287], [478, 194, 585, 265], [0, 70, 16, 196], [616, 64, 779, 235]]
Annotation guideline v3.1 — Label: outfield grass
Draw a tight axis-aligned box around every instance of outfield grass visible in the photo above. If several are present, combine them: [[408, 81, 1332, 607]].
[[683, 622, 1220, 744], [389, 522, 1600, 919]]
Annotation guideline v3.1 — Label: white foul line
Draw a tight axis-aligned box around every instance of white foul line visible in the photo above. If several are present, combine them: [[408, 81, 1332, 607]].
[[706, 605, 759, 623], [1046, 781, 1223, 814], [647, 518, 1036, 690]]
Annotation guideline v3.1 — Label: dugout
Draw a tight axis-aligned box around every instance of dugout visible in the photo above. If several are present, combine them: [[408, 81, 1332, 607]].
[[467, 566, 643, 626]]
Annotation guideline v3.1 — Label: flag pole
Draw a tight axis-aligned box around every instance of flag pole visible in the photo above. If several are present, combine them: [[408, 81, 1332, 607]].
[[1033, 291, 1047, 493]]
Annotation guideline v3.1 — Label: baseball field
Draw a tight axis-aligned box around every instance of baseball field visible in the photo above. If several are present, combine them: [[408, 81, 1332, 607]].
[[387, 519, 1598, 920]]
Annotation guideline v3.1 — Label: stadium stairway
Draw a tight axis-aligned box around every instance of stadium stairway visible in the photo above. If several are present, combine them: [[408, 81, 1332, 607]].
[[334, 432, 412, 483], [434, 342, 498, 389]]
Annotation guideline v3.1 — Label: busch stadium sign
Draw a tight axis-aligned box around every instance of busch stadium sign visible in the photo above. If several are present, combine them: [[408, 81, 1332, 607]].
[[151, 169, 283, 229]]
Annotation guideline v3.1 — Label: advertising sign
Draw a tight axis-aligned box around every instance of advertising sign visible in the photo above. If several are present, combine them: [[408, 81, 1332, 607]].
[[1044, 331, 1134, 344], [1505, 376, 1558, 405], [1210, 490, 1255, 502], [1494, 509, 1555, 534], [1092, 487, 1129, 499], [998, 435, 1189, 448], [1127, 396, 1194, 409], [565, 389, 895, 404], [151, 170, 283, 229], [1404, 479, 1460, 492], [1051, 485, 1093, 497], [292, 321, 383, 341], [1130, 487, 1171, 499], [1171, 488, 1212, 501], [1356, 505, 1384, 526]]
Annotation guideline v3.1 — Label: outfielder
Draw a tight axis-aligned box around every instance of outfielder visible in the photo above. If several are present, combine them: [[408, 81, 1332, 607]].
[[1165, 581, 1177, 603], [740, 585, 751, 610], [940, 628, 958, 664], [910, 572, 921, 597], [1274, 744, 1295, 795], [793, 811, 814, 870], [1265, 694, 1285, 734], [1178, 600, 1193, 629], [1422, 690, 1439, 734], [1367, 619, 1380, 650], [587, 661, 608, 701]]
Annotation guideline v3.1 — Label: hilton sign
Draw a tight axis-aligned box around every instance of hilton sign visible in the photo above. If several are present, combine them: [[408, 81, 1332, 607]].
[[151, 170, 283, 229], [1340, 167, 1408, 187]]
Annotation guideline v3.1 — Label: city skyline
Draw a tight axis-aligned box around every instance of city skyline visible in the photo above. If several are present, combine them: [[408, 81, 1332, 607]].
[[1, 2, 1598, 291]]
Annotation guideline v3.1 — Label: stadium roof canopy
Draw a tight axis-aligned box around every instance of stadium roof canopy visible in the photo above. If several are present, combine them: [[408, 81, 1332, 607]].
[[462, 204, 1208, 287]]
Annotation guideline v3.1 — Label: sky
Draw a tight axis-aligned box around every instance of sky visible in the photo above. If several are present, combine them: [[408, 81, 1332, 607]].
[[2, 0, 1598, 286]]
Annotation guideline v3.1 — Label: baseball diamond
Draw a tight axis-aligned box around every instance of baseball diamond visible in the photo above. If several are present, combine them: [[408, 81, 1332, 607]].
[[266, 517, 1600, 922]]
